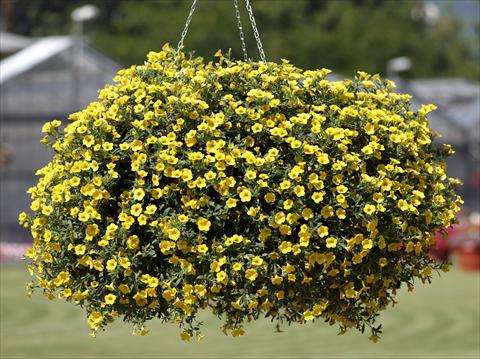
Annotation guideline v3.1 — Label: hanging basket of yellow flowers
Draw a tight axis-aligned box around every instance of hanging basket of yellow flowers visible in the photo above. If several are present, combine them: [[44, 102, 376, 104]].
[[20, 0, 462, 342]]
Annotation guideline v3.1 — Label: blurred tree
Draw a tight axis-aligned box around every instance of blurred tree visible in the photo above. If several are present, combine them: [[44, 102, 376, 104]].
[[3, 0, 479, 79], [2, 0, 119, 35]]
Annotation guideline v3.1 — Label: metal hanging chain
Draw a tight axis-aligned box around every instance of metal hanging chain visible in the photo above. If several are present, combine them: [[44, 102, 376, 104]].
[[244, 0, 267, 63], [177, 0, 198, 52], [176, 0, 267, 63], [233, 0, 249, 61]]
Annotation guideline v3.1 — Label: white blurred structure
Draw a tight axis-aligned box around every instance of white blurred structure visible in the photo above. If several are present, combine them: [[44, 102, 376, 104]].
[[387, 56, 412, 78], [71, 4, 99, 22], [0, 35, 119, 114], [411, 1, 440, 24], [0, 31, 32, 56]]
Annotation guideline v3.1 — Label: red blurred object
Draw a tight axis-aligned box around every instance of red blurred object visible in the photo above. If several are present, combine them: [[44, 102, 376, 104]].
[[471, 170, 480, 186], [455, 245, 480, 271], [449, 211, 480, 271], [429, 227, 457, 262]]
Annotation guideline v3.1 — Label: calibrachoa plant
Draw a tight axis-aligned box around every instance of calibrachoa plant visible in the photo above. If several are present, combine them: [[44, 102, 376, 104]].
[[19, 44, 462, 342]]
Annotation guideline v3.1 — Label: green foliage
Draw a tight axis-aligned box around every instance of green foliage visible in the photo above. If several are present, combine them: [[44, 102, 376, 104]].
[[5, 0, 479, 79], [4, 0, 118, 36]]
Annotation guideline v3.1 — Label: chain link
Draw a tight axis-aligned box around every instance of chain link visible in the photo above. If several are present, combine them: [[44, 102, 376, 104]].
[[233, 0, 249, 61], [177, 0, 198, 52], [244, 0, 267, 63]]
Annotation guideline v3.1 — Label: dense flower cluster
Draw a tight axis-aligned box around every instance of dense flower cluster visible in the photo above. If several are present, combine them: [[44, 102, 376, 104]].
[[20, 44, 462, 341]]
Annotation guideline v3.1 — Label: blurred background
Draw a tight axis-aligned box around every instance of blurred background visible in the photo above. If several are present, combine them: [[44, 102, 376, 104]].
[[0, 0, 479, 358]]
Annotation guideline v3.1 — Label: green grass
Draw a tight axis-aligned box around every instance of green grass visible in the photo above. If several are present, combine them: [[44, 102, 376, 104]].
[[1, 262, 479, 359]]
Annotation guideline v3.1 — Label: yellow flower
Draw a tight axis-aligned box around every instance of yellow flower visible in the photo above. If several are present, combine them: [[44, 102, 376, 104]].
[[86, 224, 99, 239], [321, 206, 333, 218], [118, 257, 130, 269], [119, 284, 130, 294], [279, 241, 292, 254], [311, 192, 324, 203], [130, 204, 142, 217], [180, 330, 192, 341], [231, 300, 242, 310], [148, 277, 159, 288], [178, 214, 189, 222], [325, 237, 337, 248], [264, 193, 276, 203], [283, 199, 293, 209], [363, 204, 376, 215], [274, 212, 286, 224], [138, 214, 147, 225], [145, 204, 157, 214], [197, 217, 211, 232], [271, 276, 283, 285], [232, 263, 242, 271], [248, 300, 259, 310], [239, 189, 252, 202], [205, 171, 217, 180], [106, 259, 117, 271], [235, 106, 246, 115], [279, 224, 292, 235], [245, 268, 258, 281], [317, 226, 329, 237], [133, 188, 145, 201], [18, 212, 27, 223], [364, 123, 375, 134], [226, 198, 237, 208], [74, 245, 86, 256], [216, 271, 227, 282], [194, 284, 206, 296], [104, 294, 117, 305], [41, 205, 54, 216], [398, 199, 409, 211], [317, 152, 329, 164], [88, 311, 103, 324], [82, 135, 95, 147], [279, 180, 290, 190], [251, 123, 263, 133], [251, 256, 263, 266], [303, 310, 315, 321], [182, 169, 193, 181], [373, 193, 384, 203], [25, 247, 36, 258], [293, 185, 305, 197], [197, 244, 208, 254], [345, 287, 356, 298], [133, 292, 147, 306], [362, 239, 373, 250], [231, 328, 245, 337], [167, 228, 180, 240], [245, 170, 257, 180], [362, 145, 373, 155]]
